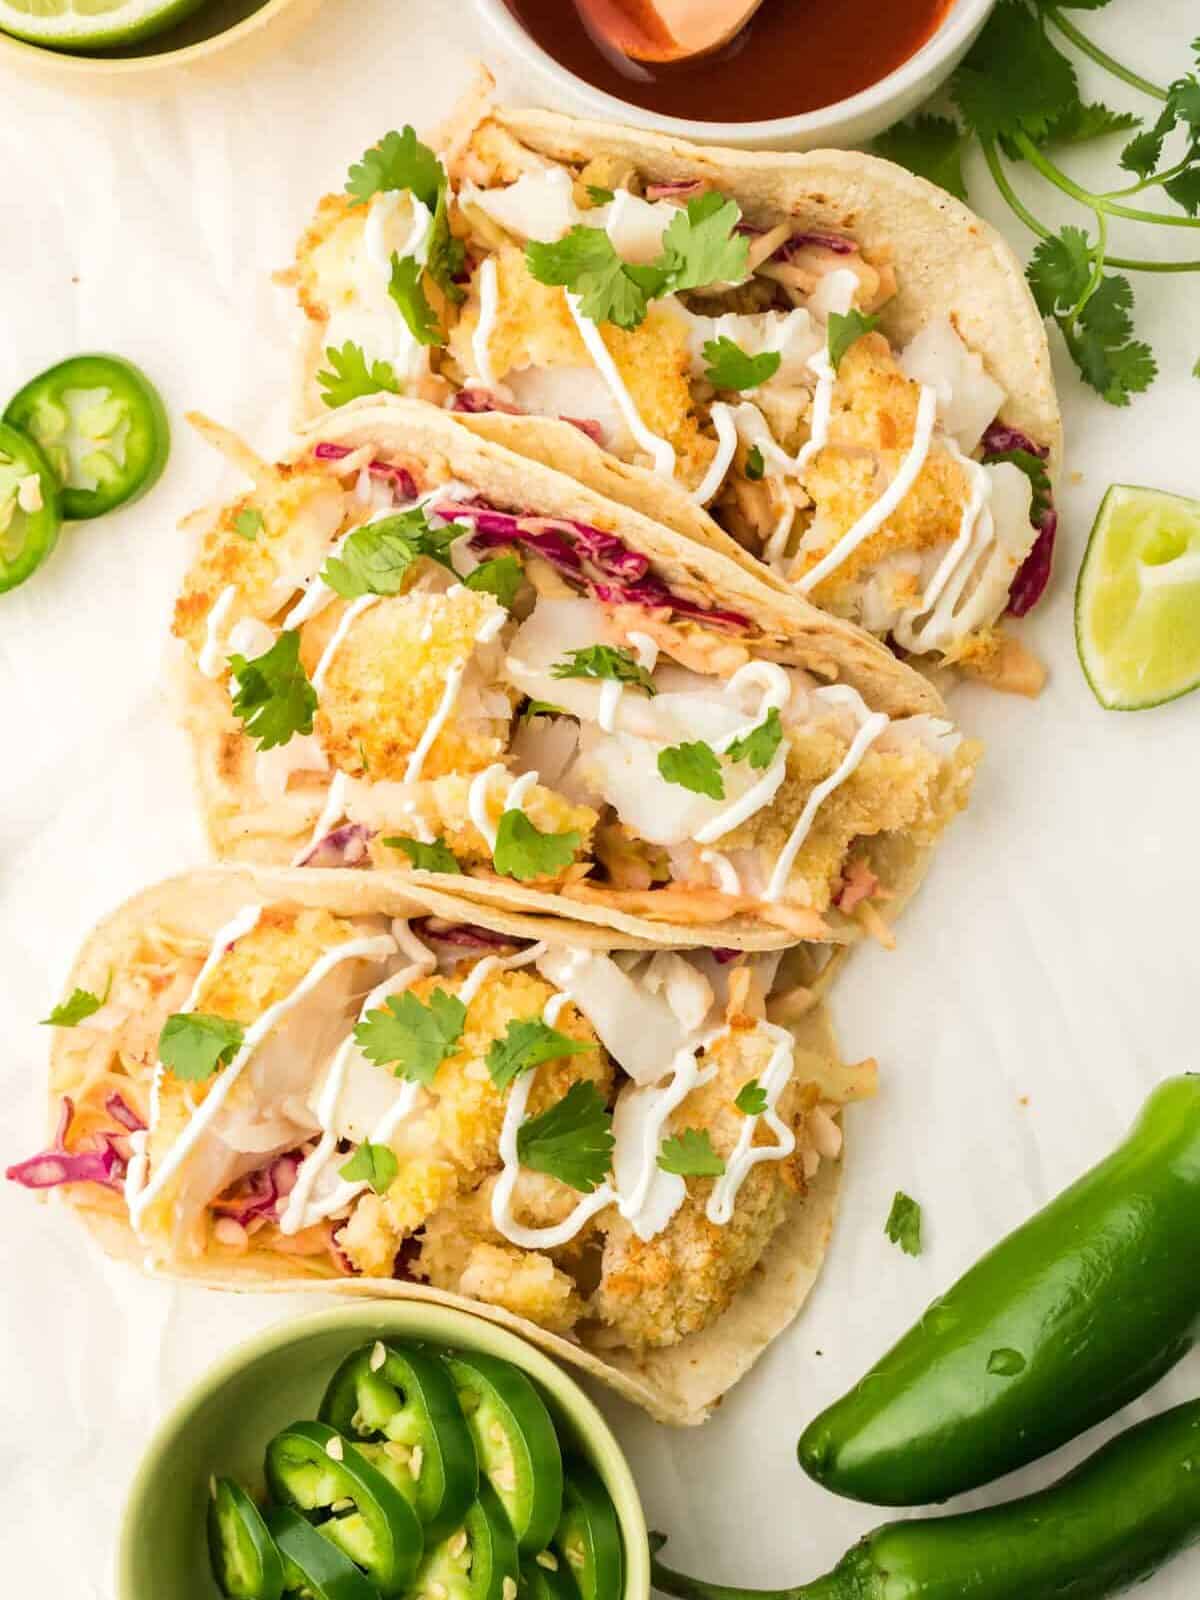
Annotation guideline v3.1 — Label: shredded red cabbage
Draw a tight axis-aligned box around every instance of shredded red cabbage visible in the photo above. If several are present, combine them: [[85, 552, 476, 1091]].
[[439, 502, 749, 629], [313, 443, 418, 500], [5, 1096, 127, 1192], [212, 1152, 302, 1228], [563, 416, 605, 445], [450, 387, 605, 446], [411, 918, 530, 951], [645, 179, 706, 201], [980, 423, 1057, 617], [297, 822, 374, 870], [712, 948, 740, 965], [104, 1092, 145, 1133], [780, 231, 859, 257]]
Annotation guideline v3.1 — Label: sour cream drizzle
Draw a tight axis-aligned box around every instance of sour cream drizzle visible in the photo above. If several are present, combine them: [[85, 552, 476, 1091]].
[[691, 661, 792, 847], [279, 920, 438, 1234], [706, 1021, 796, 1223], [565, 292, 676, 478], [199, 585, 240, 678], [467, 763, 540, 852], [127, 918, 396, 1229], [312, 595, 381, 694], [472, 257, 503, 391], [598, 629, 659, 733], [691, 404, 739, 506], [794, 384, 938, 594]]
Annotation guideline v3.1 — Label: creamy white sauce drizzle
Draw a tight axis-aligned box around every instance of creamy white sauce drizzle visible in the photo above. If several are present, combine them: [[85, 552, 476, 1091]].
[[700, 849, 741, 895], [690, 404, 739, 506], [199, 585, 240, 678], [764, 491, 796, 567], [312, 596, 381, 695], [127, 922, 396, 1229], [565, 292, 676, 477], [598, 629, 659, 734], [705, 1021, 796, 1224], [472, 257, 502, 390], [406, 664, 467, 784], [291, 771, 350, 865], [794, 384, 938, 594], [764, 706, 890, 902], [892, 443, 994, 652], [691, 661, 792, 847], [467, 764, 539, 852]]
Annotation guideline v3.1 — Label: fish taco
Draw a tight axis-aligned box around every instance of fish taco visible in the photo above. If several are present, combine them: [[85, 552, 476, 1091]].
[[286, 75, 1060, 694], [173, 398, 977, 950], [8, 867, 875, 1424]]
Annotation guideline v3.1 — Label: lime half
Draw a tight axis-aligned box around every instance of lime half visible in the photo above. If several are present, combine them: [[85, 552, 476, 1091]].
[[1077, 484, 1200, 710], [0, 0, 205, 50]]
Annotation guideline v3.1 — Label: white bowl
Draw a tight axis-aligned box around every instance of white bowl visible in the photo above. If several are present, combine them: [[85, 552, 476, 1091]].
[[475, 0, 995, 149]]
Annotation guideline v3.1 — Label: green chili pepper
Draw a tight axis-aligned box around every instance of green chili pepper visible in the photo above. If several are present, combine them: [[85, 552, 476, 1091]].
[[263, 1505, 381, 1600], [207, 1477, 284, 1600], [4, 353, 169, 521], [446, 1351, 563, 1553], [407, 1480, 521, 1600], [0, 421, 62, 592], [265, 1420, 422, 1596], [652, 1399, 1200, 1600], [552, 1463, 623, 1600], [800, 1075, 1200, 1505], [320, 1341, 478, 1543], [518, 1550, 582, 1600]]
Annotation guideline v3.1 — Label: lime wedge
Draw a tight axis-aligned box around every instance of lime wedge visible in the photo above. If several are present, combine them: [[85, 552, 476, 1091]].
[[1076, 484, 1200, 710], [0, 0, 204, 50]]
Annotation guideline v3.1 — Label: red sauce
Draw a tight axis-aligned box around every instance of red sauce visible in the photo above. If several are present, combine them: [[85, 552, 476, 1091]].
[[503, 0, 956, 123]]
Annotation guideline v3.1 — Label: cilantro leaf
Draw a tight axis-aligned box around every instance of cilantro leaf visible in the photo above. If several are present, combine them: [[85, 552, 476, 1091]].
[[657, 740, 724, 800], [586, 184, 615, 204], [321, 510, 457, 598], [873, 115, 968, 200], [383, 835, 460, 874], [228, 630, 317, 752], [951, 1, 1079, 145], [885, 1190, 923, 1257], [522, 699, 571, 721], [1119, 126, 1167, 180], [158, 1012, 245, 1083], [426, 183, 466, 305], [346, 126, 444, 209], [1165, 167, 1200, 217], [388, 254, 444, 347], [339, 1141, 399, 1194], [658, 1127, 725, 1177], [234, 508, 264, 542], [1046, 100, 1139, 146], [486, 1018, 595, 1091], [493, 812, 581, 882], [516, 1081, 614, 1193], [550, 645, 656, 695], [735, 1079, 768, 1116], [355, 988, 467, 1085], [525, 227, 667, 330], [1068, 321, 1156, 405], [41, 987, 104, 1027], [658, 192, 749, 292], [827, 308, 881, 371], [464, 554, 524, 609], [702, 338, 782, 391], [744, 444, 765, 481], [982, 448, 1053, 521], [726, 707, 783, 770], [1026, 226, 1092, 316], [317, 343, 401, 409], [1076, 272, 1133, 340], [1167, 74, 1200, 135]]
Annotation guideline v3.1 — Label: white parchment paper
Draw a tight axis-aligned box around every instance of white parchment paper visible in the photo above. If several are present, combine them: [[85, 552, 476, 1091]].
[[2, 3, 1200, 1593]]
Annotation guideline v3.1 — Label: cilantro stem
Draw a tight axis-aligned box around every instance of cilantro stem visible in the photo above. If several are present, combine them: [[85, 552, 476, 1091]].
[[1105, 252, 1200, 272], [1066, 210, 1107, 330], [1104, 154, 1197, 200], [1013, 133, 1200, 230], [1043, 6, 1167, 102], [981, 139, 1052, 240]]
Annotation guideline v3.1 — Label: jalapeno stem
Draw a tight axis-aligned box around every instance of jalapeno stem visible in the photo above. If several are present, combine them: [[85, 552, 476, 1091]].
[[649, 1544, 839, 1600]]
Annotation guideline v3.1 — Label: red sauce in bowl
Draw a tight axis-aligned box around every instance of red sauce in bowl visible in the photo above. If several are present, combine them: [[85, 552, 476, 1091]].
[[502, 0, 956, 122]]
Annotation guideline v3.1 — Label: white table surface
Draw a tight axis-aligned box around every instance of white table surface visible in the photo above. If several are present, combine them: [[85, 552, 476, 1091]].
[[3, 3, 1200, 1594]]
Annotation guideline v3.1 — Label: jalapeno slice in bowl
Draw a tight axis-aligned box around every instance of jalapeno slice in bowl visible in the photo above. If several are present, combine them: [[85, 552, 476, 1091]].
[[552, 1464, 623, 1600], [4, 354, 169, 520], [446, 1351, 563, 1554], [263, 1506, 382, 1600], [518, 1552, 582, 1600], [0, 422, 61, 593], [408, 1479, 520, 1600], [207, 1477, 285, 1600], [265, 1420, 422, 1596], [321, 1342, 478, 1544]]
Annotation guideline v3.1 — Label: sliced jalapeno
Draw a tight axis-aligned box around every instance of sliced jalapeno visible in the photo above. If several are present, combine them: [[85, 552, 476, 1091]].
[[408, 1480, 520, 1600], [5, 354, 169, 520], [445, 1351, 563, 1554], [263, 1505, 382, 1600], [207, 1477, 285, 1600], [0, 421, 62, 593], [518, 1551, 582, 1600], [552, 1465, 623, 1600], [265, 1420, 422, 1597], [320, 1342, 478, 1543]]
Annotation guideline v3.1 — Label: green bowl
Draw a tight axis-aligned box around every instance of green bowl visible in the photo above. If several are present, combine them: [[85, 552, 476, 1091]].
[[117, 1302, 650, 1600]]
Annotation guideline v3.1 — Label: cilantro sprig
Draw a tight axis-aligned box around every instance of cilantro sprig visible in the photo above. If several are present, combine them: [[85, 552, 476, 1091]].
[[658, 1127, 726, 1177], [493, 812, 581, 882], [464, 554, 524, 609], [702, 338, 781, 391], [321, 509, 458, 599], [551, 645, 656, 695], [885, 1190, 923, 1257], [486, 1018, 595, 1091], [383, 835, 460, 874], [516, 1081, 614, 1193], [41, 983, 108, 1027], [355, 988, 466, 1085], [339, 1142, 399, 1194], [158, 1012, 245, 1083], [316, 343, 401, 409], [228, 630, 317, 752], [657, 740, 724, 800], [726, 707, 784, 770], [525, 192, 749, 330], [873, 0, 1200, 405]]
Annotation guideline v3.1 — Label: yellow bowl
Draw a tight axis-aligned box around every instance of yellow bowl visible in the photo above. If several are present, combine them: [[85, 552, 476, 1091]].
[[0, 0, 323, 92]]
